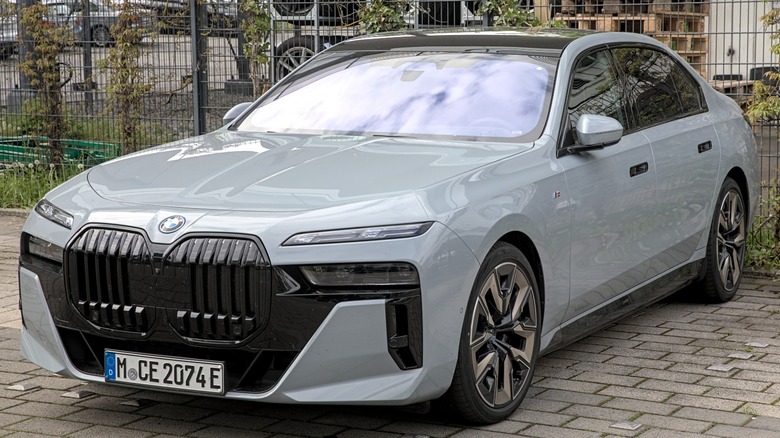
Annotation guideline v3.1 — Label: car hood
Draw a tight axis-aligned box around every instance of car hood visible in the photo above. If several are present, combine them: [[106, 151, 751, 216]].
[[86, 131, 532, 212]]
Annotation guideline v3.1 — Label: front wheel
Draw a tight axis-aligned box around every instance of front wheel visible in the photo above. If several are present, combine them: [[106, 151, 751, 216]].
[[444, 242, 541, 423], [91, 26, 113, 47], [700, 178, 747, 302]]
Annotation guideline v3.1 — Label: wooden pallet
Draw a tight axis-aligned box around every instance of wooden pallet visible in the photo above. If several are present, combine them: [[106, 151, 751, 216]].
[[556, 0, 708, 16], [656, 12, 706, 32], [602, 0, 651, 15], [556, 14, 654, 32], [650, 0, 709, 14], [553, 3, 709, 78], [684, 54, 707, 78], [653, 33, 708, 54], [559, 0, 602, 15], [555, 12, 704, 33]]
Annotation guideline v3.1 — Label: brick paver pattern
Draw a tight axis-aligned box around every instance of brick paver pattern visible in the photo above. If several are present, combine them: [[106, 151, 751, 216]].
[[2, 213, 780, 437]]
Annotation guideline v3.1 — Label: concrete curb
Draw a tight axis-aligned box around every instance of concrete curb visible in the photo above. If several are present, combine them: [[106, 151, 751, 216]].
[[744, 269, 779, 279], [0, 208, 30, 219]]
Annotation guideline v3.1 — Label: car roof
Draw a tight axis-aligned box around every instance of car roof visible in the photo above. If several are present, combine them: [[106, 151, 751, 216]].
[[332, 27, 596, 55]]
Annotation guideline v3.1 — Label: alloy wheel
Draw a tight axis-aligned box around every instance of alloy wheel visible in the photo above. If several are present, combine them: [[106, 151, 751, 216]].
[[716, 188, 745, 292], [469, 261, 538, 408], [92, 27, 111, 47], [276, 46, 315, 79]]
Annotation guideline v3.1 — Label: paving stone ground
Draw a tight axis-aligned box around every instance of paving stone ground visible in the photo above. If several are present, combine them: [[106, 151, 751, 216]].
[[2, 212, 780, 437]]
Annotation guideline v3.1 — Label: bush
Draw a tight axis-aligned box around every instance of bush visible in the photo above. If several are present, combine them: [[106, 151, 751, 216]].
[[18, 2, 75, 167], [358, 0, 408, 34], [0, 101, 175, 148], [744, 9, 780, 271], [746, 183, 780, 271]]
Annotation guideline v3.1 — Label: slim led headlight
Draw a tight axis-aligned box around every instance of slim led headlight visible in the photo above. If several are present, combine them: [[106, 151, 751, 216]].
[[35, 199, 73, 229], [283, 222, 433, 246]]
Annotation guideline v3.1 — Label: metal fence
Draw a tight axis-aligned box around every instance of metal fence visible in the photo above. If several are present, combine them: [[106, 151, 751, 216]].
[[0, 1, 777, 180]]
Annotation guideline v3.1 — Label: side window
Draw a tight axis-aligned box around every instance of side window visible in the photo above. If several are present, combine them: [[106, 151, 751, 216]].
[[567, 49, 626, 143], [612, 47, 704, 130], [671, 61, 705, 114]]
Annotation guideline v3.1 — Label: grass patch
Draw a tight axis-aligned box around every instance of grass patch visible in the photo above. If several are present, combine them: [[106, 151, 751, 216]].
[[0, 114, 175, 150], [0, 163, 84, 209], [0, 111, 177, 209]]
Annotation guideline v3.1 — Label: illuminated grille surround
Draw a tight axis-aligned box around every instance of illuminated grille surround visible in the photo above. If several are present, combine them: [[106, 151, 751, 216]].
[[64, 226, 272, 342]]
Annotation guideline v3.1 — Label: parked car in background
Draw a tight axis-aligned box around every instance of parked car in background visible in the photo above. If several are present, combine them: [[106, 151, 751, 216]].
[[19, 29, 759, 424], [129, 0, 237, 32], [43, 0, 155, 47], [0, 0, 16, 60]]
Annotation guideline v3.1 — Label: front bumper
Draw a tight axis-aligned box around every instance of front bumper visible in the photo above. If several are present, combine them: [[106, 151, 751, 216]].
[[20, 221, 479, 404]]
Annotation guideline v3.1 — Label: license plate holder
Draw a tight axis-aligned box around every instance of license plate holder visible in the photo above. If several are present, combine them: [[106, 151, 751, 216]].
[[104, 350, 225, 395]]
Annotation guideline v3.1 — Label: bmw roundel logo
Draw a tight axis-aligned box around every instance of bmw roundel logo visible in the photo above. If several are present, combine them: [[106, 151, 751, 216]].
[[159, 215, 186, 234]]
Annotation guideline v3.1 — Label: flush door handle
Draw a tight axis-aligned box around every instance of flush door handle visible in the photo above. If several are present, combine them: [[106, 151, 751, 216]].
[[629, 162, 649, 177]]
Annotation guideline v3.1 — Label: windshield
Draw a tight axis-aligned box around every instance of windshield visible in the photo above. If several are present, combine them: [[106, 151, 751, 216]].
[[237, 51, 555, 141]]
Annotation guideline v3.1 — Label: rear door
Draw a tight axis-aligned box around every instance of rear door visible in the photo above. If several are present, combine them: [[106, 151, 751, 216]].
[[611, 46, 720, 278]]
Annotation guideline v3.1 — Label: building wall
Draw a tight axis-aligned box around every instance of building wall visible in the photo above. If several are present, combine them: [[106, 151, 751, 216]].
[[708, 0, 775, 81]]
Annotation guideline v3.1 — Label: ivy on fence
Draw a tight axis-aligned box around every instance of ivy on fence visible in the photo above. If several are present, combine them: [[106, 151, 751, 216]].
[[17, 2, 75, 169]]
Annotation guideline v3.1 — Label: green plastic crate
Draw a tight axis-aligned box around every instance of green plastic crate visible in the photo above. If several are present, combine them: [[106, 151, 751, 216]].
[[0, 136, 120, 167]]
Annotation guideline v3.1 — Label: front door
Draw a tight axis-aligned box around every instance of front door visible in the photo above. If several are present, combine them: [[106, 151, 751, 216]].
[[557, 48, 658, 320]]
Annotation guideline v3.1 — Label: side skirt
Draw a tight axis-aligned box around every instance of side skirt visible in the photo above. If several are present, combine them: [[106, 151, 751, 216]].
[[541, 259, 703, 355]]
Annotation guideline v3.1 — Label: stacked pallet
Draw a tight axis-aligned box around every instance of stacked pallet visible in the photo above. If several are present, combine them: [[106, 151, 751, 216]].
[[554, 0, 709, 78]]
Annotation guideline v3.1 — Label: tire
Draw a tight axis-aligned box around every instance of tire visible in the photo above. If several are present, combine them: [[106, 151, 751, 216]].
[[273, 0, 314, 16], [275, 36, 317, 80], [700, 178, 747, 302], [91, 26, 113, 48], [444, 242, 541, 424]]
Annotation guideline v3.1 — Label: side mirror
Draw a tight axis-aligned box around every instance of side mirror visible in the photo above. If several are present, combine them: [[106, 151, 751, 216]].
[[222, 102, 253, 126], [567, 114, 624, 154]]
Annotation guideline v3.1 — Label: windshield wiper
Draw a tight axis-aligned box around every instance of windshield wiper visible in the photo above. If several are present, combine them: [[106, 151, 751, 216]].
[[369, 133, 418, 139]]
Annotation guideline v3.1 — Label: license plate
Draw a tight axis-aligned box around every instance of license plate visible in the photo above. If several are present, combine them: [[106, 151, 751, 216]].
[[104, 350, 225, 395]]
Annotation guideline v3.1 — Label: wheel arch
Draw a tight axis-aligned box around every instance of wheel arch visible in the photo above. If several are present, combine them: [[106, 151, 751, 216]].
[[725, 166, 750, 216], [464, 212, 554, 329], [497, 231, 545, 319], [443, 229, 546, 422], [696, 169, 751, 284]]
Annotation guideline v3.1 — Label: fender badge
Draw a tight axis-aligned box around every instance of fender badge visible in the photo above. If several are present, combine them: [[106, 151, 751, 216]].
[[159, 215, 186, 234]]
